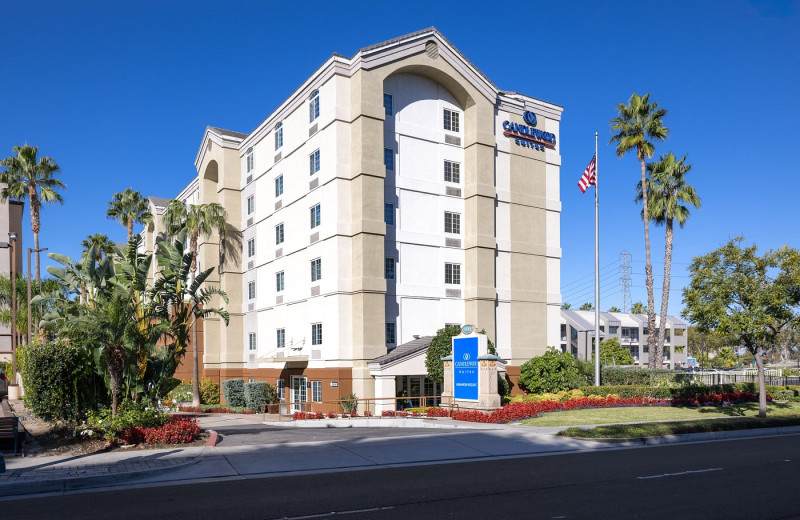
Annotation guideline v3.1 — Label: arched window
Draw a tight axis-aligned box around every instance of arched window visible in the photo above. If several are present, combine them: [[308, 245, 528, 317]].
[[309, 90, 320, 123], [246, 147, 254, 173], [274, 122, 283, 150]]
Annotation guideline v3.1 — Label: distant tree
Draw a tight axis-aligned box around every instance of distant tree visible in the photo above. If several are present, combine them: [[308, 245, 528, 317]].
[[106, 188, 152, 242], [712, 347, 737, 369], [425, 326, 494, 384], [607, 306, 621, 312], [81, 234, 114, 261], [0, 144, 65, 282], [561, 302, 571, 310], [579, 302, 594, 311], [683, 238, 800, 417], [610, 93, 669, 368], [637, 153, 701, 366], [593, 337, 634, 365], [631, 302, 647, 314]]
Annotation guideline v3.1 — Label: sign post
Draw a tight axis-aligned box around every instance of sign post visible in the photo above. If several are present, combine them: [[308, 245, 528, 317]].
[[441, 325, 501, 412]]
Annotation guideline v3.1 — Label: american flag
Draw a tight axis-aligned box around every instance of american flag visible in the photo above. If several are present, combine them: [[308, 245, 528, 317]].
[[578, 154, 597, 193]]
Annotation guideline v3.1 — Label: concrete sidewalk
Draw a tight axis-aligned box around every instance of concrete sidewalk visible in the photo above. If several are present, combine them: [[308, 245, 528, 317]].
[[3, 412, 800, 499]]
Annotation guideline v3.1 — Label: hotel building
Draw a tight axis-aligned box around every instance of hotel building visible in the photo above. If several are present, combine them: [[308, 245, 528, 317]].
[[145, 28, 563, 411]]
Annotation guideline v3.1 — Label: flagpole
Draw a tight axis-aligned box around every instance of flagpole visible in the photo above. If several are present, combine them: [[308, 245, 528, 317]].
[[594, 131, 600, 387]]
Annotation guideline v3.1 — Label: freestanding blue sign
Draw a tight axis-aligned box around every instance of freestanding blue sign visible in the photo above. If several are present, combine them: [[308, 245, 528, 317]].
[[453, 337, 479, 401]]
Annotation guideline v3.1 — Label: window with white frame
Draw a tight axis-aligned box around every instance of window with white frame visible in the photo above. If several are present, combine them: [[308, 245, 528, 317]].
[[310, 258, 321, 282], [444, 160, 460, 183], [445, 263, 461, 284], [443, 109, 460, 132], [247, 238, 255, 258], [248, 280, 256, 300], [246, 147, 254, 173], [383, 93, 393, 116], [276, 271, 284, 292], [384, 148, 394, 171], [277, 379, 285, 399], [311, 323, 322, 345], [386, 322, 396, 345], [248, 332, 257, 351], [444, 212, 461, 234], [385, 257, 395, 280], [247, 195, 255, 215], [384, 203, 394, 225], [310, 203, 321, 229], [275, 174, 283, 197], [309, 149, 320, 175], [309, 90, 320, 122], [311, 380, 322, 402], [274, 122, 283, 150], [275, 223, 284, 244], [276, 328, 285, 348]]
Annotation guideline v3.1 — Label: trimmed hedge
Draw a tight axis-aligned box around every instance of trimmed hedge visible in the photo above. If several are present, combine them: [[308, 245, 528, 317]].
[[221, 379, 246, 407], [600, 367, 677, 386], [243, 382, 276, 411], [581, 383, 759, 400]]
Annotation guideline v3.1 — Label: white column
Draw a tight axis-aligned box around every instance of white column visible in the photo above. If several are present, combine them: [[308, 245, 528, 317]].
[[373, 375, 396, 414]]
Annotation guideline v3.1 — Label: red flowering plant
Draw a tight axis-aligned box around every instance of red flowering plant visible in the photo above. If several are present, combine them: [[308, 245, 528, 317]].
[[363, 410, 373, 417]]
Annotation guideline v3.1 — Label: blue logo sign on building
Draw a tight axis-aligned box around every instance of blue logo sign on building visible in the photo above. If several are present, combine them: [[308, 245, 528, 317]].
[[453, 336, 479, 401], [501, 110, 556, 151]]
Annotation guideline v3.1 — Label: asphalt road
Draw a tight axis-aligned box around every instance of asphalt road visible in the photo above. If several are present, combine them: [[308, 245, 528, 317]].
[[4, 434, 800, 519]]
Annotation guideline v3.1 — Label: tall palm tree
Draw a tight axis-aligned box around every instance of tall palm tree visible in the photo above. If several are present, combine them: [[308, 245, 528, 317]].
[[162, 199, 228, 406], [106, 188, 153, 242], [631, 302, 647, 314], [638, 153, 701, 361], [0, 145, 65, 282], [81, 233, 114, 261], [610, 93, 669, 368]]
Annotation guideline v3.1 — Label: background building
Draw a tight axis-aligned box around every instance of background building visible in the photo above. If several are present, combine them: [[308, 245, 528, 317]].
[[0, 186, 23, 364], [148, 28, 563, 410]]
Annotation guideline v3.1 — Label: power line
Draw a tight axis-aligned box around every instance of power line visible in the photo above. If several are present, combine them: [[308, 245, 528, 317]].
[[620, 250, 631, 312]]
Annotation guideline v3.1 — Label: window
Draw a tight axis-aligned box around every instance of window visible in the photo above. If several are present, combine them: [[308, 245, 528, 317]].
[[309, 90, 320, 122], [383, 93, 393, 116], [312, 323, 322, 345], [609, 326, 619, 334], [311, 380, 322, 402], [386, 322, 396, 345], [248, 332, 257, 351], [275, 271, 284, 292], [384, 148, 394, 171], [276, 223, 284, 244], [277, 379, 285, 399], [246, 147, 254, 173], [248, 280, 256, 300], [275, 175, 283, 197], [384, 203, 394, 225], [444, 212, 460, 234], [247, 195, 255, 215], [444, 160, 460, 183], [445, 263, 461, 284], [274, 122, 283, 150], [247, 238, 255, 258], [675, 328, 685, 337], [443, 109, 460, 132], [276, 328, 285, 348], [385, 257, 395, 280], [310, 203, 321, 229], [311, 258, 321, 282], [309, 149, 320, 175]]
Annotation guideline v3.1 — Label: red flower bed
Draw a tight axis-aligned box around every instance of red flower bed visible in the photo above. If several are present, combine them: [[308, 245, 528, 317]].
[[120, 417, 201, 445], [292, 411, 326, 420], [449, 392, 762, 424], [426, 407, 451, 417], [363, 410, 373, 417], [178, 406, 256, 414]]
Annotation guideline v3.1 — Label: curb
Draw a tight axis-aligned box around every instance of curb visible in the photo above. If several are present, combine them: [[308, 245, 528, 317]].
[[0, 447, 207, 498], [265, 417, 505, 430], [206, 430, 219, 447], [563, 424, 800, 446]]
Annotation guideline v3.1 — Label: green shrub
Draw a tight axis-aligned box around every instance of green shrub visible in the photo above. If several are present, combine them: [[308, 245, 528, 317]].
[[600, 367, 677, 386], [221, 379, 246, 407], [168, 384, 193, 403], [200, 378, 220, 405], [20, 340, 105, 422], [497, 374, 511, 398], [518, 347, 590, 394], [580, 382, 759, 400], [339, 393, 358, 413], [85, 401, 168, 440], [244, 382, 277, 411], [594, 338, 634, 365], [783, 368, 800, 377]]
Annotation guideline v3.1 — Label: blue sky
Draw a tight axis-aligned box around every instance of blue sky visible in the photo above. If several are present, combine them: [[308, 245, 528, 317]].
[[1, 0, 798, 317]]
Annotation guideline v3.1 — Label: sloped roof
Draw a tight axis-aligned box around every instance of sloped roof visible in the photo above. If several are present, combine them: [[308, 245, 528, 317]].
[[148, 196, 171, 207], [207, 126, 248, 139], [370, 335, 434, 367]]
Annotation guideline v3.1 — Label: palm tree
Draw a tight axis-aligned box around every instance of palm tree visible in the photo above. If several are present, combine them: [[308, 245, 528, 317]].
[[106, 188, 153, 242], [0, 145, 65, 282], [610, 93, 669, 368], [162, 200, 228, 406], [638, 153, 701, 361], [579, 302, 594, 311], [81, 233, 114, 261], [561, 302, 571, 310], [631, 302, 647, 314], [608, 306, 621, 312]]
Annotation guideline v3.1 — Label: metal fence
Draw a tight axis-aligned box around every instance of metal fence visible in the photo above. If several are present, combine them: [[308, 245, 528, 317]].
[[673, 373, 800, 386]]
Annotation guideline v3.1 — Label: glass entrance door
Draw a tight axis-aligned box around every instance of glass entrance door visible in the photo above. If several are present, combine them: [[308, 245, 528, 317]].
[[291, 376, 307, 413], [409, 377, 422, 408]]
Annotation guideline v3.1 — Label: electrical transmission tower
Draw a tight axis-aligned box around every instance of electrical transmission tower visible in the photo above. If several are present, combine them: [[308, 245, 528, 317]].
[[620, 250, 632, 313]]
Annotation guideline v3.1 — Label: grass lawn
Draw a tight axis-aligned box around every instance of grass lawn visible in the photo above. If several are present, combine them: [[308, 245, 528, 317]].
[[520, 401, 800, 427]]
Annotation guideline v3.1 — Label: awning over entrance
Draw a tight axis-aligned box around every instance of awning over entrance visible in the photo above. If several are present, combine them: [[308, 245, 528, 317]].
[[256, 349, 308, 367]]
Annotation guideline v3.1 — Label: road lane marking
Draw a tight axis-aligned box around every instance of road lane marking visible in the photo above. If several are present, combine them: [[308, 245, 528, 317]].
[[275, 506, 395, 519], [637, 467, 723, 479]]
